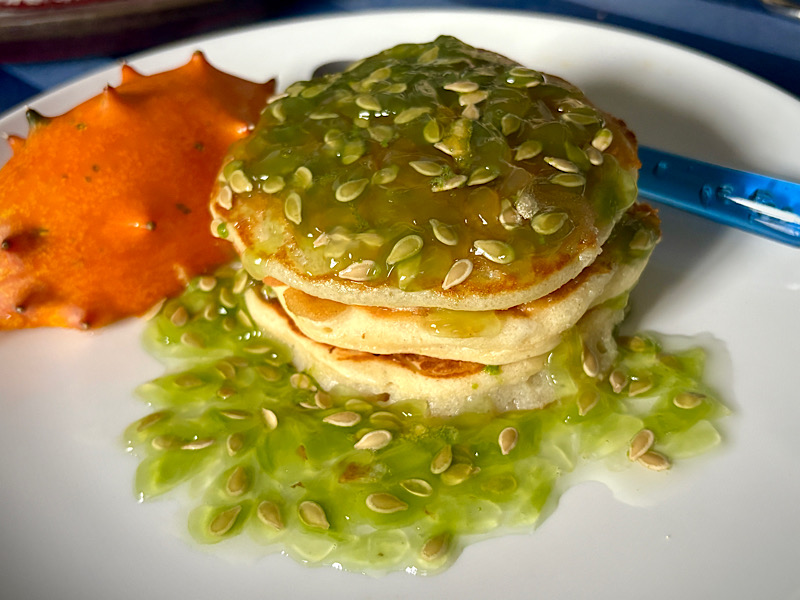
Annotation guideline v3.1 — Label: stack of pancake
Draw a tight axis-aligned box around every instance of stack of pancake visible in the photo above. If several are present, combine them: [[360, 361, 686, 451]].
[[210, 36, 660, 416]]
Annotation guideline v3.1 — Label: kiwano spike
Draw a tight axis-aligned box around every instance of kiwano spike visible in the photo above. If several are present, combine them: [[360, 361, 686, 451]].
[[190, 50, 209, 68], [1, 227, 47, 253], [101, 85, 122, 107], [120, 63, 142, 84], [0, 55, 276, 330], [25, 108, 50, 130], [4, 133, 25, 155]]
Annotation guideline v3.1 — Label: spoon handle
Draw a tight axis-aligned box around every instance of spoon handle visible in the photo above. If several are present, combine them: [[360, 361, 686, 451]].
[[637, 146, 800, 247]]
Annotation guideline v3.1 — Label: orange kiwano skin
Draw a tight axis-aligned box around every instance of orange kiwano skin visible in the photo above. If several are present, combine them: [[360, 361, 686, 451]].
[[0, 52, 275, 330]]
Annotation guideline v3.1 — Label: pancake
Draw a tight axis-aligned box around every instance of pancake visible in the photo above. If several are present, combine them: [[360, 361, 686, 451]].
[[211, 36, 640, 312], [245, 288, 627, 416], [269, 203, 659, 364]]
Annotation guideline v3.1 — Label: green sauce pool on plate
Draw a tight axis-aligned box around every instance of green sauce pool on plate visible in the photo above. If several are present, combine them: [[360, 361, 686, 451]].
[[124, 265, 728, 574]]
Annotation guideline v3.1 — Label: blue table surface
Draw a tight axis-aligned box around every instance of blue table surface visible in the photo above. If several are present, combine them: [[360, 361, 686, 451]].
[[1, 0, 799, 115]]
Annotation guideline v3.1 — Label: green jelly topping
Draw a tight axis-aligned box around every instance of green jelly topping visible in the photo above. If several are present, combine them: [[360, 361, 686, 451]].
[[222, 36, 638, 292], [126, 266, 729, 575]]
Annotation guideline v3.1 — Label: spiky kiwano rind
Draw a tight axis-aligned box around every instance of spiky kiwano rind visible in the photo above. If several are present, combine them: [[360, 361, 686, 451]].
[[0, 52, 275, 329]]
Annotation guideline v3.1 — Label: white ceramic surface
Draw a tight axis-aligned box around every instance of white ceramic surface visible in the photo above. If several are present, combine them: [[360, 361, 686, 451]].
[[1, 10, 799, 600]]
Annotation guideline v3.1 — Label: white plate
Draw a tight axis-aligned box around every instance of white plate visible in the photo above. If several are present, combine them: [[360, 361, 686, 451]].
[[2, 9, 799, 600]]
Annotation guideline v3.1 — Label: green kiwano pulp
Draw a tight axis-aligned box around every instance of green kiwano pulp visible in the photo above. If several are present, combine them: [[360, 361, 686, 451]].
[[218, 36, 639, 296], [125, 266, 728, 574]]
